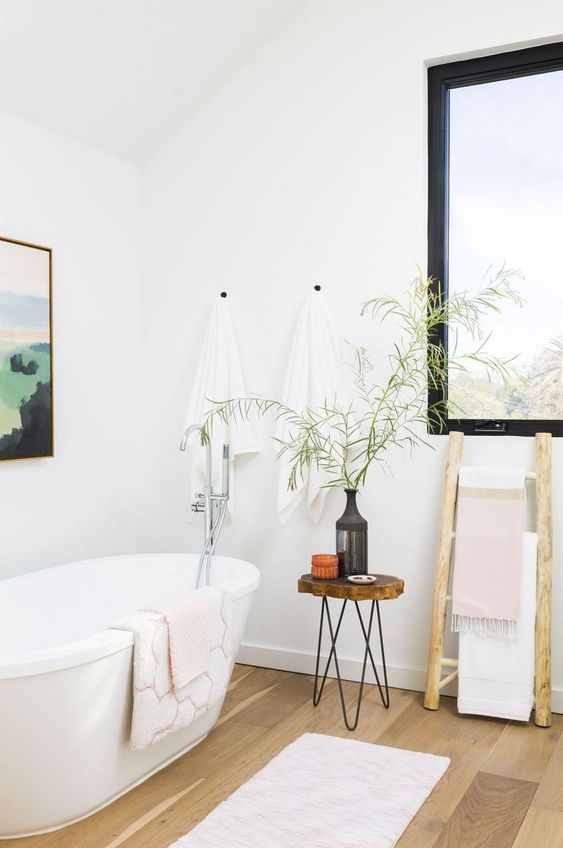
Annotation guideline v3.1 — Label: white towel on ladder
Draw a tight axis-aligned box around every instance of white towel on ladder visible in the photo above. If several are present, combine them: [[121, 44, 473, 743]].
[[276, 292, 349, 524], [184, 298, 259, 517], [457, 531, 537, 722]]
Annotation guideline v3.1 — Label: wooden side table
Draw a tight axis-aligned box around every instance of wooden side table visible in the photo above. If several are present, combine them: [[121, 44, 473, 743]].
[[298, 573, 404, 731]]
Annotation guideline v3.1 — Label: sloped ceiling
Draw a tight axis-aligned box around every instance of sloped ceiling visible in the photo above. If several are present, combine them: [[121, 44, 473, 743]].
[[0, 0, 304, 162]]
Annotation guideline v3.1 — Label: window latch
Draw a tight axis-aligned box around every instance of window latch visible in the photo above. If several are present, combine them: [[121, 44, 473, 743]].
[[473, 420, 507, 434]]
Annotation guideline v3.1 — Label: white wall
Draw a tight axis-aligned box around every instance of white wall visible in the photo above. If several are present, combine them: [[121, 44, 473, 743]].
[[0, 110, 144, 578], [141, 0, 563, 706]]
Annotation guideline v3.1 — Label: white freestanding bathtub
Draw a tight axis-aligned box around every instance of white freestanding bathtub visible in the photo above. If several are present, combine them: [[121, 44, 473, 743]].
[[0, 553, 260, 838]]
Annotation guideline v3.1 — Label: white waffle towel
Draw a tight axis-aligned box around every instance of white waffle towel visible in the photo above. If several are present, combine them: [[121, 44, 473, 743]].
[[184, 297, 259, 516], [276, 292, 349, 524]]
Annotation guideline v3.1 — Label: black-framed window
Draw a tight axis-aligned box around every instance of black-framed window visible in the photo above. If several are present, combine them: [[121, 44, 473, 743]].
[[428, 42, 563, 436]]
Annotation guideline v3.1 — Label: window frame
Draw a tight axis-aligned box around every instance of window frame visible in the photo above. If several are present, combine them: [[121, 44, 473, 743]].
[[427, 41, 563, 437]]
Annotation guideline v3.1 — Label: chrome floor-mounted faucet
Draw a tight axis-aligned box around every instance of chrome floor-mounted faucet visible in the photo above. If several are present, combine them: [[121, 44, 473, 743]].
[[180, 424, 230, 588]]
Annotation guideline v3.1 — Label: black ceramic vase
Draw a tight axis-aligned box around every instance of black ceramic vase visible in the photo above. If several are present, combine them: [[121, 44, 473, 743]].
[[336, 489, 368, 576]]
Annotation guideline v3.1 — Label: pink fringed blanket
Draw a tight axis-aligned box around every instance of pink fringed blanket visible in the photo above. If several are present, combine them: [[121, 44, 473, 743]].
[[452, 466, 525, 638]]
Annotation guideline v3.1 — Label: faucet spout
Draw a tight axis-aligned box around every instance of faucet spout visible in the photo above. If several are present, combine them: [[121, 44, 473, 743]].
[[180, 422, 203, 451]]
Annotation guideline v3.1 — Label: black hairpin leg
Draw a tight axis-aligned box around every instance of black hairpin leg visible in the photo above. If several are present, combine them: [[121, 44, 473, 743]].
[[312, 597, 390, 730]]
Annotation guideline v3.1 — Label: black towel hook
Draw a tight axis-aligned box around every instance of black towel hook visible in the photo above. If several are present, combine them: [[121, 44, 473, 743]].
[[220, 291, 227, 298], [314, 284, 321, 291]]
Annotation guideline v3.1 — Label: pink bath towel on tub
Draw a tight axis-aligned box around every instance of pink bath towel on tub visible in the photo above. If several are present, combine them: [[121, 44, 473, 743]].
[[144, 591, 211, 690], [113, 588, 232, 750], [452, 466, 526, 638]]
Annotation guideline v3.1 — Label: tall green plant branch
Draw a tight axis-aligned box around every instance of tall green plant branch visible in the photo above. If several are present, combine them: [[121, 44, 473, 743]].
[[201, 267, 522, 492]]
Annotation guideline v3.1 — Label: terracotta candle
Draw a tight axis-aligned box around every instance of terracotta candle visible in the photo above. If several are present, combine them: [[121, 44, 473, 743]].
[[311, 554, 339, 579]]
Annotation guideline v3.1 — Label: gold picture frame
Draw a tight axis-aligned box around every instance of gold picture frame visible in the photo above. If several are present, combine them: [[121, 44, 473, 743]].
[[0, 235, 53, 460]]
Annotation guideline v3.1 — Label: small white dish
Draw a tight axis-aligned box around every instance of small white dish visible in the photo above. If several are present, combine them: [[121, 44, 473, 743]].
[[347, 574, 378, 584]]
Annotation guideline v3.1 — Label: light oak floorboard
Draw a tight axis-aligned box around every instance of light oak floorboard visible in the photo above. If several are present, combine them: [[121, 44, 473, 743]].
[[2, 667, 561, 848], [482, 714, 562, 784], [102, 780, 204, 848], [529, 728, 563, 812], [226, 664, 255, 691], [512, 806, 563, 848], [433, 772, 537, 848]]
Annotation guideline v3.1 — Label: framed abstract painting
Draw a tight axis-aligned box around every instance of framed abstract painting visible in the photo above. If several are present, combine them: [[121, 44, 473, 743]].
[[0, 236, 53, 460]]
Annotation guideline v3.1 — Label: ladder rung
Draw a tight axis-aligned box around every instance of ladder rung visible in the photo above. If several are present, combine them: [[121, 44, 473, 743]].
[[441, 658, 458, 668], [438, 669, 458, 690]]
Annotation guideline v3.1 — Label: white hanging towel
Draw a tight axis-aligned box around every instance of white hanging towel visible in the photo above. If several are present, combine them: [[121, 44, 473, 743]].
[[276, 291, 349, 524], [184, 297, 259, 516], [457, 532, 537, 722]]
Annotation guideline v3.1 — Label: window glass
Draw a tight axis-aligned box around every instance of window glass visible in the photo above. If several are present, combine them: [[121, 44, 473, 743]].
[[448, 70, 563, 420]]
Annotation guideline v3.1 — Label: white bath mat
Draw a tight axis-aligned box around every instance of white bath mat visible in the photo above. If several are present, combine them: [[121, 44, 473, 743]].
[[170, 732, 449, 848]]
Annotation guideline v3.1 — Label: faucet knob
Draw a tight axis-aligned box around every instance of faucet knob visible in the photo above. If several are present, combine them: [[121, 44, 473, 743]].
[[191, 500, 205, 513]]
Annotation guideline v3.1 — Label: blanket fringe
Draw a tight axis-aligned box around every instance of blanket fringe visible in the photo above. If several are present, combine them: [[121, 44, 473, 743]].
[[452, 614, 517, 639]]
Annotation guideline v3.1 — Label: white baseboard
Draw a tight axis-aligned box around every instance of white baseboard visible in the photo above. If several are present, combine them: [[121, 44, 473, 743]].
[[237, 642, 563, 715]]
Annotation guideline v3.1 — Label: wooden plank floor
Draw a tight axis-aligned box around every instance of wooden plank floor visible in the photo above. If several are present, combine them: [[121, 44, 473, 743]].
[[4, 665, 562, 848]]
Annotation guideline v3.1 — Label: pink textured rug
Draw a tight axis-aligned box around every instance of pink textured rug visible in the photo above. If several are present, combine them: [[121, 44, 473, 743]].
[[171, 732, 449, 848]]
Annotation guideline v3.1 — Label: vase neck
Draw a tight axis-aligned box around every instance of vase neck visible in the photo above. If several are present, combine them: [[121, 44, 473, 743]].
[[343, 488, 359, 513], [336, 487, 367, 531]]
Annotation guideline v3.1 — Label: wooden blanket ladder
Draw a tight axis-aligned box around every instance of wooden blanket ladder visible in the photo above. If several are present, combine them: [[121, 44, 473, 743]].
[[424, 431, 553, 728]]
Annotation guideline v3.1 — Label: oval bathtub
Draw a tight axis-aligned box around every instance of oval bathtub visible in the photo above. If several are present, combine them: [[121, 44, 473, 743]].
[[0, 553, 260, 838]]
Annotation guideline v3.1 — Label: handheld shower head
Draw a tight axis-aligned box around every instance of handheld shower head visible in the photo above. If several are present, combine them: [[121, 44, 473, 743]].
[[222, 444, 230, 497]]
